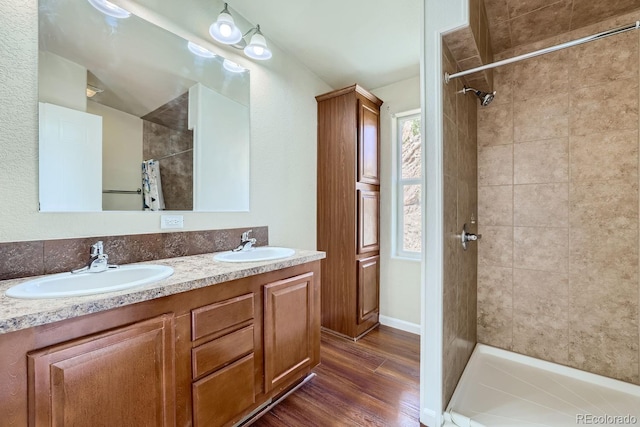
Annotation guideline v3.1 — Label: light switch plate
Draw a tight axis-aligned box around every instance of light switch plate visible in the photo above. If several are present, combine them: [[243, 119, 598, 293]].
[[161, 215, 184, 229]]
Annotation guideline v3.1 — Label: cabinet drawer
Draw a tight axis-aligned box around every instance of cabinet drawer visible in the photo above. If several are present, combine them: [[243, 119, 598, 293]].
[[192, 325, 254, 379], [193, 353, 256, 427], [191, 293, 254, 341]]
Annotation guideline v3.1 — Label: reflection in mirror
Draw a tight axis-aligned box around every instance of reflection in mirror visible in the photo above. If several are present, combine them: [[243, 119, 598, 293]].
[[38, 0, 250, 212]]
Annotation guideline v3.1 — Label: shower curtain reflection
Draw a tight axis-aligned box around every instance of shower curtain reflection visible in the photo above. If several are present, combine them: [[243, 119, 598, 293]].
[[142, 160, 165, 211]]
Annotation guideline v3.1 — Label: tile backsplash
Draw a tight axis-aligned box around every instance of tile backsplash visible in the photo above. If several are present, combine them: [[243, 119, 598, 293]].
[[0, 227, 268, 281]]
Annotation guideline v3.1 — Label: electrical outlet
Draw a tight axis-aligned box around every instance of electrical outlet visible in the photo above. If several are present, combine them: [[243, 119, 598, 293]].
[[161, 215, 184, 229]]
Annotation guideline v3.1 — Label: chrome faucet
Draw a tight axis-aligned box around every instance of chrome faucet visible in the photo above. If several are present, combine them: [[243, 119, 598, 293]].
[[232, 230, 257, 252], [71, 241, 118, 273]]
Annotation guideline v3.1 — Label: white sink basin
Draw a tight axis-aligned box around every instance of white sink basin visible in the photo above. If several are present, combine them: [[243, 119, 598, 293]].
[[213, 247, 295, 263], [5, 264, 174, 299]]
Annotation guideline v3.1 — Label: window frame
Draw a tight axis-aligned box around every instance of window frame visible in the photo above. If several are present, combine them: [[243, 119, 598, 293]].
[[392, 108, 422, 260]]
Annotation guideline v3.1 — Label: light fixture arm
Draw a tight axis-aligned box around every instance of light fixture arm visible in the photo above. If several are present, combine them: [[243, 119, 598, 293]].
[[232, 25, 262, 50]]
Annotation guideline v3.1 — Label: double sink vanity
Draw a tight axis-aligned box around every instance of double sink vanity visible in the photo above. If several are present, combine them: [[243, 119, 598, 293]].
[[0, 242, 325, 427]]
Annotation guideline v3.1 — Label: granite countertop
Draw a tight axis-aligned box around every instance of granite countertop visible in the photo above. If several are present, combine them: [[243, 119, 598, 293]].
[[0, 248, 325, 335]]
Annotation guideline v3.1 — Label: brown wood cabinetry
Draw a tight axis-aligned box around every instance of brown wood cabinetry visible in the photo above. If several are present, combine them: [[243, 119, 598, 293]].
[[317, 84, 382, 340], [28, 314, 175, 427], [263, 272, 320, 394], [0, 260, 321, 427]]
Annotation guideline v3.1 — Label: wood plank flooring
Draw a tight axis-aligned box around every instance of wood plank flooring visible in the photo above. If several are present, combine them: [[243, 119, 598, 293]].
[[253, 325, 421, 427]]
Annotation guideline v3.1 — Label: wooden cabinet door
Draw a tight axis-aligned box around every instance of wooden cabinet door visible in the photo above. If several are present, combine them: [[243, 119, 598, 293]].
[[358, 99, 380, 184], [357, 256, 380, 324], [28, 314, 175, 427], [264, 272, 314, 393], [358, 189, 380, 253]]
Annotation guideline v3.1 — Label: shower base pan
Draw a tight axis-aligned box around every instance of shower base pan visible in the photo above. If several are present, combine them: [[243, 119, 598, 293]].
[[444, 344, 640, 427]]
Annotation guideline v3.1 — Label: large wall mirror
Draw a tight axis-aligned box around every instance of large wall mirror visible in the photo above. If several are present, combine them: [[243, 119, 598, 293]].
[[38, 0, 250, 212]]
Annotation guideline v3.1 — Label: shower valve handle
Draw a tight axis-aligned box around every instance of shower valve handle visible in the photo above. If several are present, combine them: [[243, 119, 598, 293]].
[[460, 224, 481, 251]]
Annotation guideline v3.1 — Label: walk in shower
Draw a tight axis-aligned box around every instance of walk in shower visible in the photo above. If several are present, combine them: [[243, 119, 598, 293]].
[[437, 2, 640, 425]]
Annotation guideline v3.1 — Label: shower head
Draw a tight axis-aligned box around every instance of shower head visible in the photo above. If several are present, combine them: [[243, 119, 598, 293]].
[[461, 86, 496, 106]]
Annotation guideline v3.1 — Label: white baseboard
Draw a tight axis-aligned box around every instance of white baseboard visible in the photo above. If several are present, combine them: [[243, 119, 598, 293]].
[[379, 315, 421, 335]]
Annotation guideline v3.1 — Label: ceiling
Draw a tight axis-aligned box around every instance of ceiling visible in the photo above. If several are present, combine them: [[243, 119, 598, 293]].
[[484, 0, 640, 53], [231, 0, 422, 90]]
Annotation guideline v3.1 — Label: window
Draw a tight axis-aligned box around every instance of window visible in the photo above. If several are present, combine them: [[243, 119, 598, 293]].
[[394, 110, 422, 258]]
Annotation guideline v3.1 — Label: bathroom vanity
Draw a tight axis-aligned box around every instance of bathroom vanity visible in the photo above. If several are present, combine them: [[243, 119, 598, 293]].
[[0, 249, 324, 427]]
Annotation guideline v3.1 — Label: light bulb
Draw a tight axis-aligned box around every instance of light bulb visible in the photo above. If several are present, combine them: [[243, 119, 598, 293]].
[[219, 23, 232, 37], [253, 46, 264, 56]]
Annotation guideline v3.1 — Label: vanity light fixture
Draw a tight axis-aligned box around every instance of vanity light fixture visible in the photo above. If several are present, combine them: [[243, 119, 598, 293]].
[[86, 84, 104, 98], [223, 59, 247, 73], [187, 41, 216, 58], [87, 0, 131, 19], [243, 25, 272, 60], [209, 3, 242, 44], [209, 3, 273, 61]]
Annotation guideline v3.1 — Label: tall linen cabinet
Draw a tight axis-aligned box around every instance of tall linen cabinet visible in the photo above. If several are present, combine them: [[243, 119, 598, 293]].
[[316, 84, 383, 340]]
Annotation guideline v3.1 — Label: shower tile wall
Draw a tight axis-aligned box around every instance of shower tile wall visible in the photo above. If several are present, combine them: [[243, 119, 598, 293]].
[[442, 41, 479, 405], [143, 121, 193, 210], [477, 11, 640, 384]]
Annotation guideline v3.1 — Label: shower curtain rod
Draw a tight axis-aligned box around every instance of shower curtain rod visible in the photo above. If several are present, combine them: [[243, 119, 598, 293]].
[[156, 148, 193, 161], [445, 20, 640, 83]]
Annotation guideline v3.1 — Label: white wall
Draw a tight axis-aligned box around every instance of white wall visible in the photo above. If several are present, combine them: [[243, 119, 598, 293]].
[[421, 1, 468, 426], [372, 76, 421, 329], [0, 0, 331, 248], [38, 51, 86, 112], [87, 101, 144, 211]]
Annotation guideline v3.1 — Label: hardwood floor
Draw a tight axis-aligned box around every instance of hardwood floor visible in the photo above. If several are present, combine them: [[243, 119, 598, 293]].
[[253, 325, 421, 427]]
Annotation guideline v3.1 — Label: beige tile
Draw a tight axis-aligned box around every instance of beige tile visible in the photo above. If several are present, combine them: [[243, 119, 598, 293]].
[[513, 313, 569, 365], [467, 92, 478, 142], [568, 326, 639, 384], [570, 227, 638, 281], [509, 0, 572, 47], [514, 138, 568, 184], [478, 103, 513, 147], [478, 145, 513, 186], [571, 0, 640, 29], [507, 0, 553, 17], [489, 23, 512, 53], [570, 78, 639, 136], [444, 117, 458, 177], [489, 64, 513, 106], [570, 30, 638, 89], [514, 183, 568, 227], [570, 272, 638, 332], [444, 174, 458, 235], [514, 92, 569, 142], [479, 226, 513, 267], [443, 269, 458, 347], [443, 27, 478, 62], [478, 185, 512, 226], [512, 50, 570, 102], [513, 227, 568, 272], [570, 129, 638, 183], [469, 0, 481, 42], [570, 181, 638, 230], [483, 0, 510, 22], [513, 269, 568, 319], [478, 265, 513, 349], [457, 178, 472, 231], [458, 129, 477, 183]]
